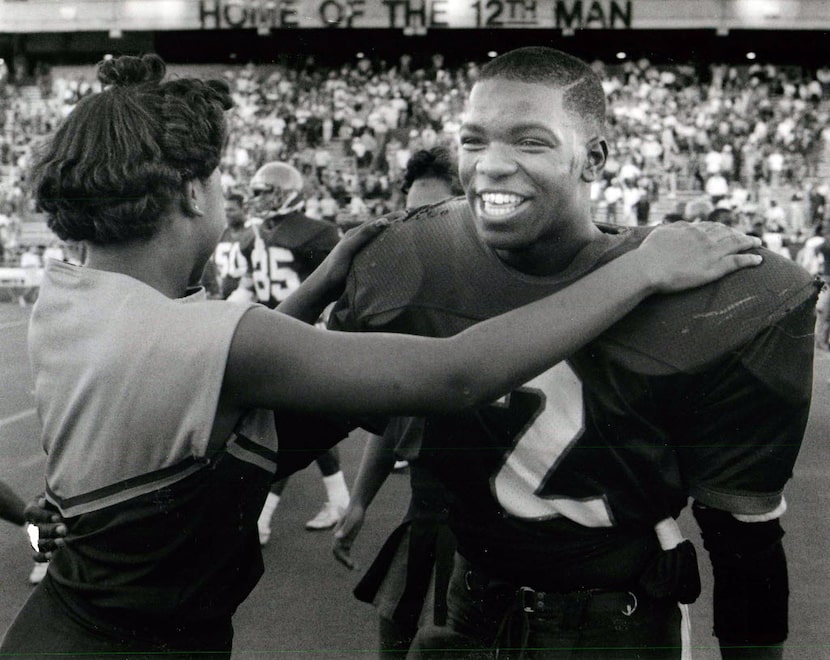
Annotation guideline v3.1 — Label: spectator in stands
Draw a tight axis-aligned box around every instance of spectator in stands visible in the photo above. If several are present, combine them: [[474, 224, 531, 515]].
[[765, 199, 788, 233], [707, 207, 737, 227], [603, 178, 623, 224], [5, 49, 829, 289], [684, 197, 715, 223], [766, 147, 785, 187], [815, 222, 830, 351], [319, 189, 340, 224], [705, 170, 729, 206], [42, 240, 65, 264], [634, 182, 652, 225], [0, 203, 9, 263], [796, 223, 825, 277]]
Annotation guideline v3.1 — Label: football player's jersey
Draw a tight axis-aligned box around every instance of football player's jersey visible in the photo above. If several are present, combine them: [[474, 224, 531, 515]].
[[239, 211, 340, 309], [330, 198, 818, 590], [212, 225, 254, 299]]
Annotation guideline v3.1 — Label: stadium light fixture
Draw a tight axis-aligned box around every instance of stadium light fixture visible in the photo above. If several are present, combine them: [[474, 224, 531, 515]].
[[356, 52, 365, 59], [746, 51, 757, 60], [487, 51, 498, 58], [616, 51, 626, 60]]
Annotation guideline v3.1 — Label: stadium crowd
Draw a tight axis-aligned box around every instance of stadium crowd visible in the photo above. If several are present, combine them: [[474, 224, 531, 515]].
[[0, 53, 829, 266]]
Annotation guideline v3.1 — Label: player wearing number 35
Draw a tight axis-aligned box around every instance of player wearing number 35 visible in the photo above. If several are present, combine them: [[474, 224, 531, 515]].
[[328, 47, 818, 659]]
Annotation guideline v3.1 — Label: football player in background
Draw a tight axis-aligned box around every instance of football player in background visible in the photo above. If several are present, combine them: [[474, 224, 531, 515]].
[[236, 162, 351, 541], [333, 145, 464, 655], [329, 47, 817, 659], [209, 191, 253, 300]]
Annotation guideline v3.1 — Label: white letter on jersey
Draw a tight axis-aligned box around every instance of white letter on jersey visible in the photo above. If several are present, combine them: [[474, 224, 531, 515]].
[[492, 362, 614, 527]]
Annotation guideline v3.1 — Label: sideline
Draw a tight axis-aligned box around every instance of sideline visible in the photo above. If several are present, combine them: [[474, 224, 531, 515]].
[[0, 408, 37, 430]]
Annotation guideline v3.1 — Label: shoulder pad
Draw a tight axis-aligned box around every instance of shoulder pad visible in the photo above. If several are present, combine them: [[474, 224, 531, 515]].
[[344, 198, 473, 323], [598, 250, 819, 373]]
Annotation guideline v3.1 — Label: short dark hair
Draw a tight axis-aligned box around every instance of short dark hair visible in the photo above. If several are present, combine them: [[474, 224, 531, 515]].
[[31, 54, 233, 244], [401, 146, 463, 195], [478, 47, 606, 136]]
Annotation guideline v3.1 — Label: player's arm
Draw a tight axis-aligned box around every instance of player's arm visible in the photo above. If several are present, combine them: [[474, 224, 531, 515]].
[[693, 504, 788, 660], [332, 426, 397, 569], [276, 218, 388, 324], [676, 298, 816, 659], [223, 222, 762, 417], [0, 480, 26, 527]]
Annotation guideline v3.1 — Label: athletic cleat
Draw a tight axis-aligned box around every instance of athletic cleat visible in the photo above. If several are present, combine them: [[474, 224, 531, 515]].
[[29, 561, 48, 585], [305, 502, 344, 530]]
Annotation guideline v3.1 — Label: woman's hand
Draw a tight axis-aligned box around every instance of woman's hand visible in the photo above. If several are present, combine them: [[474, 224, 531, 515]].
[[637, 221, 763, 294], [317, 218, 390, 299], [276, 218, 389, 324]]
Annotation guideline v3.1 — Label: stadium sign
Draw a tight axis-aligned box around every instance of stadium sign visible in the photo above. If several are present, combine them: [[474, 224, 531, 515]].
[[197, 0, 631, 30], [0, 0, 826, 32]]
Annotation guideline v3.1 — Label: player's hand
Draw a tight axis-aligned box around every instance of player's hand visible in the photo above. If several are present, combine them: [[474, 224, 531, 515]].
[[332, 504, 366, 571], [25, 494, 67, 561], [318, 218, 390, 298], [638, 221, 763, 293]]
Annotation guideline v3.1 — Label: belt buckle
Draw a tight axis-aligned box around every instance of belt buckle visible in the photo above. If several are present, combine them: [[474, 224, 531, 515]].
[[519, 586, 538, 614]]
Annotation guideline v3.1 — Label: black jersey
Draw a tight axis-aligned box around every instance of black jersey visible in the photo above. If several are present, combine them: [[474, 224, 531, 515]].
[[330, 198, 817, 590], [239, 211, 339, 308]]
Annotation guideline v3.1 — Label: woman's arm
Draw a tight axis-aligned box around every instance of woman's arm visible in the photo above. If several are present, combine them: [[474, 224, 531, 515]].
[[223, 222, 762, 417]]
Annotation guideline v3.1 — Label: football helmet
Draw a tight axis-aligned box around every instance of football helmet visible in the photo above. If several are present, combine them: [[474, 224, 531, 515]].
[[247, 161, 305, 220]]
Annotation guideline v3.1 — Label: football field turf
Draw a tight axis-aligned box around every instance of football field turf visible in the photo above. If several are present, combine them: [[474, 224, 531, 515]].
[[1, 301, 828, 658]]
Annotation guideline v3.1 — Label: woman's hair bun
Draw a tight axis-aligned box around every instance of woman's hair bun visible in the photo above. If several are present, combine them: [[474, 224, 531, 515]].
[[97, 53, 166, 87]]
